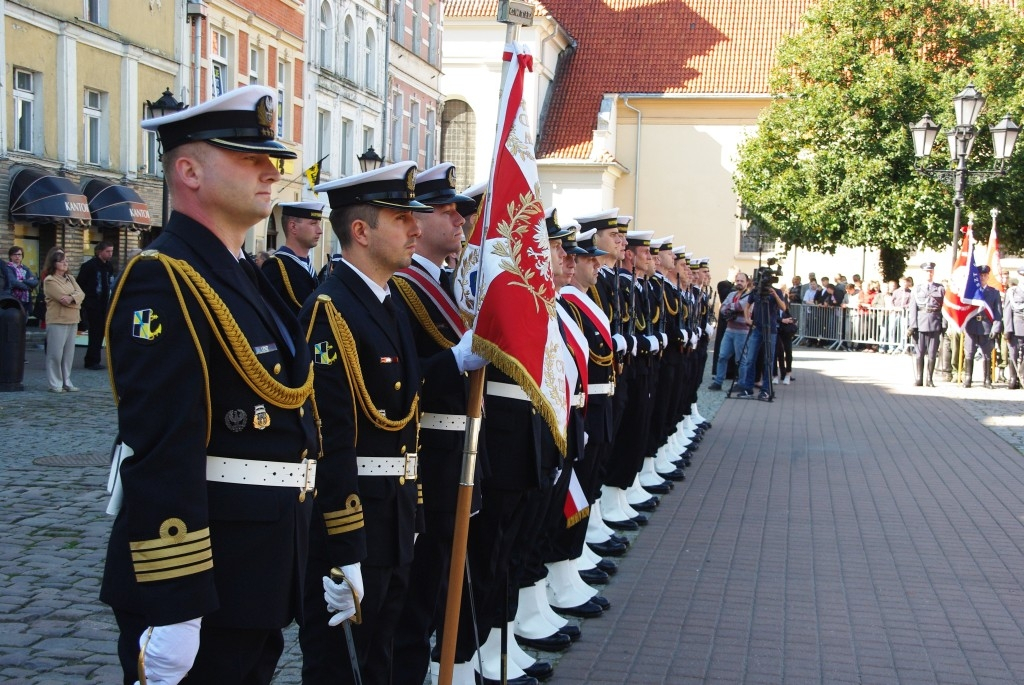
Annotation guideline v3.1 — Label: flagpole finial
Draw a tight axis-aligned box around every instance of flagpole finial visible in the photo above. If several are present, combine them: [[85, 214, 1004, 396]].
[[967, 213, 975, 226], [991, 207, 1000, 219]]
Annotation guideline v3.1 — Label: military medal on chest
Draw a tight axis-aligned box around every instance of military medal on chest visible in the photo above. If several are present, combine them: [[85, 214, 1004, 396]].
[[253, 404, 271, 430]]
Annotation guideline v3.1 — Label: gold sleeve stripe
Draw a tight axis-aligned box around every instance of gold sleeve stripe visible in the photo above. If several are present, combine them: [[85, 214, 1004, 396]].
[[135, 559, 215, 583], [324, 509, 364, 524], [129, 527, 210, 552], [131, 538, 211, 561], [134, 549, 213, 573], [326, 520, 365, 535], [417, 482, 424, 505]]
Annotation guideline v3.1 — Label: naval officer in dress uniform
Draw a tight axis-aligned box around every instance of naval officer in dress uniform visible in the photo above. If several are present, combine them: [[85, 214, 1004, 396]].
[[389, 162, 488, 685], [101, 85, 319, 685], [962, 265, 1003, 388], [262, 201, 325, 316], [908, 262, 946, 387], [298, 161, 444, 685], [1003, 272, 1024, 389]]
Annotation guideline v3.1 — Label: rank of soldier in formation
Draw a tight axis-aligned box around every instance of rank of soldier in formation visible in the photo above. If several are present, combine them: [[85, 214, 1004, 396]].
[[253, 404, 271, 430], [132, 308, 162, 342]]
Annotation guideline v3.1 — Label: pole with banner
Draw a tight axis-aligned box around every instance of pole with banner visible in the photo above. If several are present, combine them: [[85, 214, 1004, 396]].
[[439, 3, 540, 685]]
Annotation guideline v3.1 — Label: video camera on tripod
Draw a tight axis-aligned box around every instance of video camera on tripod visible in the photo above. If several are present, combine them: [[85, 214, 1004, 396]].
[[752, 257, 782, 297]]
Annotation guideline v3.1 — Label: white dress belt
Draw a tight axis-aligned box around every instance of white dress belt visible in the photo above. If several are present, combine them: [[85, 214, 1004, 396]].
[[356, 455, 418, 480], [420, 412, 468, 431], [486, 381, 530, 401], [206, 456, 316, 491], [588, 382, 614, 396]]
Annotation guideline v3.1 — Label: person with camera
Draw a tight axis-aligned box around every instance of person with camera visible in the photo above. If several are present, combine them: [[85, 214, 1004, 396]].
[[708, 272, 751, 391], [736, 269, 787, 399]]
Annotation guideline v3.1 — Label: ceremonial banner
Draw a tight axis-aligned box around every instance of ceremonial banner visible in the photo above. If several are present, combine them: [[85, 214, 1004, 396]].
[[454, 42, 569, 454], [986, 216, 1004, 293], [563, 468, 590, 528], [962, 240, 992, 320], [943, 228, 978, 331]]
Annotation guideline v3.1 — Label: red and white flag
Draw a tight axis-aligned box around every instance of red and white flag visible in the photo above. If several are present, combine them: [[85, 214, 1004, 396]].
[[563, 468, 590, 528], [453, 42, 569, 454], [943, 226, 977, 332], [986, 213, 1004, 293]]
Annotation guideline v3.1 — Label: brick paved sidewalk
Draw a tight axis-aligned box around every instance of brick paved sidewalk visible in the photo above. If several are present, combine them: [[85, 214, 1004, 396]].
[[552, 348, 1024, 684], [5, 344, 1024, 682]]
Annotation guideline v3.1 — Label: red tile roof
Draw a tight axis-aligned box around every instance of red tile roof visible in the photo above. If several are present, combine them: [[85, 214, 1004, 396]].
[[449, 0, 815, 160]]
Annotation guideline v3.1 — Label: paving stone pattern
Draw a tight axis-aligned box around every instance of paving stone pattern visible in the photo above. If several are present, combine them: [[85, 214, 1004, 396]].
[[4, 342, 1024, 683]]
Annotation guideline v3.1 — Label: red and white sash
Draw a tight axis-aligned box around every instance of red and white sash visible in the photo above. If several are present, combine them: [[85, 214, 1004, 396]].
[[395, 264, 468, 336], [561, 285, 613, 352]]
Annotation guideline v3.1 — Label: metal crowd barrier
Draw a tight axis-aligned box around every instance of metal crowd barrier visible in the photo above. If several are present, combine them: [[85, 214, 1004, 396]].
[[789, 303, 912, 352]]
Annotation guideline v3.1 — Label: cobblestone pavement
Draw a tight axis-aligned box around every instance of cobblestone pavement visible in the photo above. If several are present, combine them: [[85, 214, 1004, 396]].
[[3, 339, 1024, 683]]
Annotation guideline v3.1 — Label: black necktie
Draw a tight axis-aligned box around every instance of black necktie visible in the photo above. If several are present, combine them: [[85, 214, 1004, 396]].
[[382, 294, 396, 318], [440, 269, 453, 295]]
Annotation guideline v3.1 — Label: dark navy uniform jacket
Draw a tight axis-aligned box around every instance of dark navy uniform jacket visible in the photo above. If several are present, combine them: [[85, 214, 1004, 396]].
[[392, 258, 484, 514], [965, 286, 1003, 336], [301, 261, 421, 570], [262, 249, 319, 317], [100, 213, 317, 629]]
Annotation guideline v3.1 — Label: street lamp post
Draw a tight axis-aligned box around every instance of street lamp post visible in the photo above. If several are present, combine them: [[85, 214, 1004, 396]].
[[910, 84, 1020, 267], [144, 88, 187, 228]]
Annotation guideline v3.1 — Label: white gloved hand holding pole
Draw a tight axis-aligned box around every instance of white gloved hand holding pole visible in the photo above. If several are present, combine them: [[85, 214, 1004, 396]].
[[135, 618, 202, 685], [451, 330, 488, 373], [611, 333, 627, 353], [324, 563, 364, 627], [646, 335, 660, 353]]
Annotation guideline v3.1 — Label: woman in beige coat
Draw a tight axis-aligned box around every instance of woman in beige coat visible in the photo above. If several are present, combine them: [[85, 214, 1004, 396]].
[[42, 247, 85, 392]]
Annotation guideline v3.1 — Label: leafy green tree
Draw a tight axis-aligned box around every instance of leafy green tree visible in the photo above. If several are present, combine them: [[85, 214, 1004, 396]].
[[734, 0, 1024, 273]]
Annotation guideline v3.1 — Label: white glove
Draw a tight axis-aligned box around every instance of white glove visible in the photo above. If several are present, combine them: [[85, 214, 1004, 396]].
[[705, 323, 715, 337], [680, 330, 690, 345], [583, 431, 590, 448], [660, 332, 668, 347], [646, 335, 660, 353], [611, 333, 627, 353], [135, 618, 202, 685], [452, 330, 488, 373], [689, 335, 698, 350], [630, 336, 640, 356], [324, 562, 364, 627]]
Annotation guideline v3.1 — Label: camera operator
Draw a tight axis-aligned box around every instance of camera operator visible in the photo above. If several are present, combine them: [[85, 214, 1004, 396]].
[[737, 268, 787, 399], [708, 272, 751, 390]]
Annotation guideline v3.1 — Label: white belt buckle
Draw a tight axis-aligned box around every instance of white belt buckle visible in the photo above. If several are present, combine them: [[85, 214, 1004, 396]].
[[403, 453, 418, 482], [301, 458, 317, 498]]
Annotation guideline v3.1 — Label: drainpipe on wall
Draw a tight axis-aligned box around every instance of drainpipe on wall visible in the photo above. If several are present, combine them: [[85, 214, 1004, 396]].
[[382, 0, 392, 162], [622, 96, 642, 227]]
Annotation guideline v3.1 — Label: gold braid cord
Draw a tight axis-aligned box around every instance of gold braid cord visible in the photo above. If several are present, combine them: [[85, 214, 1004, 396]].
[[273, 257, 303, 309], [109, 253, 314, 445], [663, 289, 678, 317], [316, 299, 419, 432], [393, 278, 456, 350], [567, 303, 612, 367]]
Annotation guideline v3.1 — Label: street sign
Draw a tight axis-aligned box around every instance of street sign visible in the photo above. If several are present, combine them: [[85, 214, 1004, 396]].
[[497, 0, 534, 26]]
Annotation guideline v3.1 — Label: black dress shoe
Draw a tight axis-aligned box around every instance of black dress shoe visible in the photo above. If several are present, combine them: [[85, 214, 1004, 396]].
[[657, 468, 686, 482], [554, 600, 603, 618], [588, 539, 627, 557], [479, 675, 539, 685], [579, 567, 610, 585], [557, 624, 581, 642], [589, 594, 611, 610], [629, 497, 658, 512], [631, 512, 649, 526], [700, 421, 711, 429], [596, 558, 618, 575], [602, 518, 639, 532], [642, 481, 672, 495], [524, 660, 554, 681], [609, 534, 630, 547], [516, 632, 571, 652]]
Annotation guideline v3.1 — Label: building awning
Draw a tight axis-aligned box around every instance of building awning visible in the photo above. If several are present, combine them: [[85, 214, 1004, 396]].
[[9, 168, 92, 226], [84, 179, 152, 230]]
